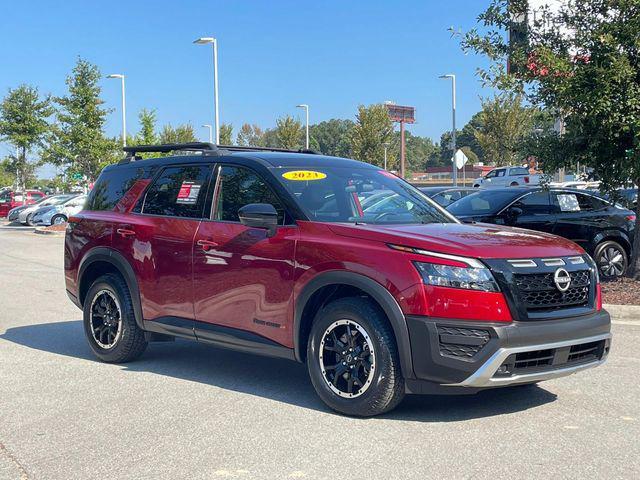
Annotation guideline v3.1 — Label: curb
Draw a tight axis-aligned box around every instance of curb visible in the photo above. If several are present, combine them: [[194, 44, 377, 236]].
[[34, 227, 65, 236], [603, 304, 640, 322]]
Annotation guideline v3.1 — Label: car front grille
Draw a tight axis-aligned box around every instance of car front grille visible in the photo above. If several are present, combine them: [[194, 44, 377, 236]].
[[494, 339, 607, 377], [514, 270, 591, 312]]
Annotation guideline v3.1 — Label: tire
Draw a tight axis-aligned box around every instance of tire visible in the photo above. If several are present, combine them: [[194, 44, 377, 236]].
[[306, 297, 405, 417], [473, 184, 481, 188], [510, 182, 519, 187], [594, 240, 628, 278], [83, 273, 147, 363], [51, 214, 66, 225], [26, 213, 34, 226]]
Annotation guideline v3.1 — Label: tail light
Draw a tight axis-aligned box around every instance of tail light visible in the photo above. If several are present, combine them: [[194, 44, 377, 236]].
[[626, 214, 636, 222], [596, 283, 603, 311], [524, 176, 530, 183]]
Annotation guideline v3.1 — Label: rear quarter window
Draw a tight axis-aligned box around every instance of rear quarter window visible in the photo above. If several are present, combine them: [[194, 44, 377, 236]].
[[87, 167, 147, 211]]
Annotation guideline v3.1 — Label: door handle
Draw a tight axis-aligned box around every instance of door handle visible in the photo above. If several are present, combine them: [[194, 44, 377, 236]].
[[197, 239, 219, 251], [116, 228, 136, 238]]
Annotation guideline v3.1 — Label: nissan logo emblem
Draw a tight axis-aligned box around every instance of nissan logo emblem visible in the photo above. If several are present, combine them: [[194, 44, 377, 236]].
[[553, 268, 572, 292]]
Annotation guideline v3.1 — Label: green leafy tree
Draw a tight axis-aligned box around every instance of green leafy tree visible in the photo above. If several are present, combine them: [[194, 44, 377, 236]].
[[275, 115, 303, 150], [0, 158, 17, 187], [45, 58, 116, 182], [460, 0, 640, 276], [236, 123, 264, 146], [400, 131, 439, 173], [158, 124, 197, 144], [473, 93, 534, 166], [309, 119, 354, 157], [137, 109, 157, 144], [350, 104, 394, 168], [0, 85, 52, 190], [219, 123, 233, 145]]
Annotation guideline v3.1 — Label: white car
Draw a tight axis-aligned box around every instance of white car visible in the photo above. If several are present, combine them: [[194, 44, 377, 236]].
[[17, 194, 76, 225], [32, 195, 86, 226], [473, 166, 541, 188]]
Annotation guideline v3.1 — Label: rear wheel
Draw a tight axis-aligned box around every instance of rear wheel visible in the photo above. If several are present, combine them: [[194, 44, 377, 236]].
[[83, 273, 147, 363], [594, 240, 628, 278], [307, 297, 405, 417], [26, 213, 34, 226], [510, 181, 519, 187]]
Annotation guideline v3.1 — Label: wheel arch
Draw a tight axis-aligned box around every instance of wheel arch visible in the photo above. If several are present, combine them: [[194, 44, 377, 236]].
[[592, 230, 632, 256], [294, 271, 415, 379], [78, 247, 145, 330]]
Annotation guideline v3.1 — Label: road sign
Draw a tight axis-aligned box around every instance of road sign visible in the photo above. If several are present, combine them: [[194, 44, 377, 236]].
[[454, 149, 468, 170], [71, 173, 83, 181]]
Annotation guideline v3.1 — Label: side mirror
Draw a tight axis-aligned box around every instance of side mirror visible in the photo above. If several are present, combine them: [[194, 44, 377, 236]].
[[238, 203, 279, 237]]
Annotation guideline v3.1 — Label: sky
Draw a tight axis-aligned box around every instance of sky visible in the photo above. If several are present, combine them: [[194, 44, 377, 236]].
[[0, 0, 496, 177]]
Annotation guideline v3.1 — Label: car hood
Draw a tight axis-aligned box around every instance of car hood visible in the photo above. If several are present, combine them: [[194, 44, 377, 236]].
[[34, 205, 60, 215], [327, 222, 584, 259]]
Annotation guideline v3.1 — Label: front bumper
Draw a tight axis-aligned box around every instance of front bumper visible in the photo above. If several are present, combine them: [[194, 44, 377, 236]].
[[405, 310, 611, 393]]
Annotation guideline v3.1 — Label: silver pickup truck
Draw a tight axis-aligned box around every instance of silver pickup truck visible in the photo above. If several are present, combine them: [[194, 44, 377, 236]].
[[473, 166, 541, 188]]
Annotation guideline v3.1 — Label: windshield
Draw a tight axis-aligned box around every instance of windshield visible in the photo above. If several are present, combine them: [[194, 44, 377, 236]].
[[447, 190, 519, 216], [276, 167, 456, 225], [51, 195, 75, 205]]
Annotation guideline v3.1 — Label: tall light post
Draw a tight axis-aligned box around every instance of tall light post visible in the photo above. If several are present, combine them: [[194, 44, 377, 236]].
[[296, 104, 309, 149], [107, 74, 127, 147], [194, 37, 220, 144], [202, 124, 213, 143], [383, 142, 390, 170], [439, 74, 457, 186]]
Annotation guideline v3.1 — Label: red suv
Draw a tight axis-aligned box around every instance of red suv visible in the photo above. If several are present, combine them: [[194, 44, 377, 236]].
[[0, 189, 45, 218], [65, 143, 611, 416]]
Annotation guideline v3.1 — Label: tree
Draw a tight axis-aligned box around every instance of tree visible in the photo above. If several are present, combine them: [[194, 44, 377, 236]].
[[219, 123, 233, 145], [275, 115, 303, 150], [309, 119, 354, 157], [158, 124, 197, 144], [401, 131, 439, 173], [0, 85, 52, 190], [236, 123, 264, 146], [350, 104, 394, 168], [460, 0, 640, 276], [473, 93, 534, 166], [0, 158, 17, 187], [45, 58, 116, 182], [137, 109, 157, 145]]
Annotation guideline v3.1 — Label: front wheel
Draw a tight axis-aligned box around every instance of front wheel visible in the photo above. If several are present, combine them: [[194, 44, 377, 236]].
[[83, 273, 147, 363], [307, 297, 405, 417], [26, 213, 35, 226], [594, 240, 628, 278], [51, 214, 67, 225]]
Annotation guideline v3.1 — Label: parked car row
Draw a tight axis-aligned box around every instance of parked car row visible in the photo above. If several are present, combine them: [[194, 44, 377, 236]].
[[6, 193, 87, 226]]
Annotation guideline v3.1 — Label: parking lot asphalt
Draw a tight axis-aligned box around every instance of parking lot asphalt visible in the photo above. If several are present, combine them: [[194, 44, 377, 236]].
[[0, 226, 638, 480]]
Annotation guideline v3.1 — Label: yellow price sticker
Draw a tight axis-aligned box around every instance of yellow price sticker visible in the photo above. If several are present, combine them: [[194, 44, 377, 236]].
[[282, 170, 327, 181]]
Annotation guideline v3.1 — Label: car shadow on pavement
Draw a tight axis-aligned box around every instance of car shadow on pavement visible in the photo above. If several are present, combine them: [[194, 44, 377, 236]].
[[1, 320, 557, 421]]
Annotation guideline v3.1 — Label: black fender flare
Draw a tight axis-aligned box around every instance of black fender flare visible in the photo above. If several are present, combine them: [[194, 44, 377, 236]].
[[77, 247, 145, 331], [293, 271, 415, 379], [591, 230, 631, 255]]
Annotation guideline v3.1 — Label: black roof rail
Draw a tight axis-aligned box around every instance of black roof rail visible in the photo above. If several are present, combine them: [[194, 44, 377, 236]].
[[120, 142, 317, 164]]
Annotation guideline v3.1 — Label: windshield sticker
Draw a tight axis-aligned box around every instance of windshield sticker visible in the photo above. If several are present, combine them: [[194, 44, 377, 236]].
[[176, 181, 201, 205], [557, 194, 580, 212], [282, 170, 327, 181]]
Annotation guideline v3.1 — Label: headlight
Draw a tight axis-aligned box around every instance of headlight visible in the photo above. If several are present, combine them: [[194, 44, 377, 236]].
[[414, 262, 500, 292]]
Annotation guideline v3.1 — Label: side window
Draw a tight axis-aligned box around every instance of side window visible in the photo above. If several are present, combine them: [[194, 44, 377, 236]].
[[142, 165, 212, 218], [554, 193, 581, 213], [516, 192, 551, 214], [213, 166, 285, 224], [88, 167, 146, 211], [485, 170, 496, 179], [496, 169, 506, 177]]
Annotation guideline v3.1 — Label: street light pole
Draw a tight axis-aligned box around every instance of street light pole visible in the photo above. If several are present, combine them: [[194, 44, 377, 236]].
[[194, 37, 220, 144], [439, 74, 457, 186], [202, 124, 213, 143], [296, 104, 309, 149], [107, 74, 127, 147]]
